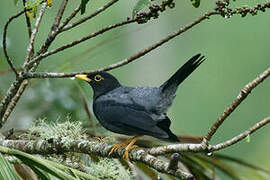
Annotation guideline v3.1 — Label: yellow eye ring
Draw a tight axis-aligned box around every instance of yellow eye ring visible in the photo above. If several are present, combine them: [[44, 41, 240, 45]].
[[94, 75, 103, 82]]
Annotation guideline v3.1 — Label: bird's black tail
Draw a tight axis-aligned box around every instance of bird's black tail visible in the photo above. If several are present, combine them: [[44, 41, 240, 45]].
[[160, 54, 205, 93]]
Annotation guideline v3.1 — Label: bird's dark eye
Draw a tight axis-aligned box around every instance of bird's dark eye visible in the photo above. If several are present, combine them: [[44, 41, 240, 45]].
[[94, 75, 103, 82]]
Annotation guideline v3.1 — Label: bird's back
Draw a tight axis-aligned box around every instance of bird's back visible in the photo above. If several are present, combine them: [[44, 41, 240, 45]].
[[94, 86, 170, 119]]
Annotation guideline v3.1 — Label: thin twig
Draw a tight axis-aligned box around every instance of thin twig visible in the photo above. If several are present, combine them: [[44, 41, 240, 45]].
[[26, 19, 136, 67], [0, 68, 23, 75], [33, 0, 69, 58], [0, 3, 47, 125], [22, 0, 32, 38], [24, 2, 47, 65], [1, 0, 68, 125], [203, 66, 270, 145], [50, 0, 68, 35], [209, 116, 270, 151], [58, 4, 81, 31], [2, 9, 26, 77], [1, 1, 69, 124], [0, 78, 24, 126], [0, 4, 46, 124], [1, 80, 29, 125], [148, 114, 270, 156], [25, 9, 217, 78], [60, 0, 119, 32]]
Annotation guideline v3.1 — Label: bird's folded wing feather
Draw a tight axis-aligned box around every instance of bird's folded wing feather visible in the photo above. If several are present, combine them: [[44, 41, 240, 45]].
[[94, 101, 169, 138]]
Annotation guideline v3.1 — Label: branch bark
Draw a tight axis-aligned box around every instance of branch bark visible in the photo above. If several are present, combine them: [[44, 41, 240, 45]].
[[1, 114, 269, 178], [26, 18, 136, 67], [24, 9, 217, 79], [59, 0, 119, 32], [2, 9, 26, 77], [209, 116, 270, 151], [203, 66, 270, 145], [0, 139, 193, 179], [0, 3, 47, 126]]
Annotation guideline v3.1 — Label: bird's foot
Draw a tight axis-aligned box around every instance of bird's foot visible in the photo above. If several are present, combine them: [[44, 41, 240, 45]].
[[109, 136, 140, 161], [123, 144, 138, 161], [109, 139, 132, 156]]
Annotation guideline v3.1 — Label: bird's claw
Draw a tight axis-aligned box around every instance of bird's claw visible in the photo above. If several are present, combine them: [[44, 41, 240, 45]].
[[109, 143, 127, 155], [109, 136, 139, 160], [123, 145, 138, 161]]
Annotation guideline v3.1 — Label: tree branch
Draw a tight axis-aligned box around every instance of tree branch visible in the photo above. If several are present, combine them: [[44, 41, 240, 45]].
[[24, 9, 217, 78], [26, 18, 136, 67], [58, 4, 81, 31], [1, 81, 29, 125], [0, 78, 24, 127], [24, 2, 47, 65], [0, 3, 47, 125], [0, 140, 193, 179], [59, 0, 119, 32], [209, 116, 270, 151], [2, 9, 26, 77], [22, 0, 32, 38], [0, 113, 269, 178], [203, 66, 270, 144], [31, 0, 68, 60]]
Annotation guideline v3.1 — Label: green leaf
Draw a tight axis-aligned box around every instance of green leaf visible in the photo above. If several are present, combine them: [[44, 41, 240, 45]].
[[28, 165, 50, 180], [46, 0, 52, 7], [0, 153, 20, 180], [25, 0, 43, 18], [81, 0, 90, 15], [246, 134, 250, 143], [132, 0, 151, 18], [190, 0, 200, 8], [15, 155, 75, 180], [0, 146, 97, 180]]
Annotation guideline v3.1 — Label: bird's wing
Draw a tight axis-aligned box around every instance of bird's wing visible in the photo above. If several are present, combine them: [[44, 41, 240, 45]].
[[128, 87, 164, 114], [93, 100, 169, 139]]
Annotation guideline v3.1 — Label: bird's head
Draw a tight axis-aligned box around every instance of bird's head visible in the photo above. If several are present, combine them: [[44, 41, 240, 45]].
[[75, 71, 121, 99]]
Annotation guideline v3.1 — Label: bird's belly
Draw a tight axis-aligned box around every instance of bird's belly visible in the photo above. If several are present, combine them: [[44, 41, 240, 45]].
[[93, 108, 137, 136], [97, 118, 137, 136]]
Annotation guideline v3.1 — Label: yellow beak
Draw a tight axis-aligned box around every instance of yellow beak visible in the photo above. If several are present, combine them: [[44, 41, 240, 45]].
[[75, 74, 91, 82]]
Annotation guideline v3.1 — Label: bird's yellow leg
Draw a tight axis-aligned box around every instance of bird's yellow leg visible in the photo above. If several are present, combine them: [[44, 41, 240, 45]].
[[109, 137, 133, 155], [123, 136, 139, 161]]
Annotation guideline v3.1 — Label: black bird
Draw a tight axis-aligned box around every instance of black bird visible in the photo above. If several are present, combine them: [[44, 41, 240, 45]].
[[75, 54, 205, 160]]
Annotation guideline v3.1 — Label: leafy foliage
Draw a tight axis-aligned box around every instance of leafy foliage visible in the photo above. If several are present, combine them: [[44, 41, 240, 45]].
[[25, 0, 43, 18], [0, 153, 20, 180], [25, 0, 52, 18], [0, 146, 95, 180]]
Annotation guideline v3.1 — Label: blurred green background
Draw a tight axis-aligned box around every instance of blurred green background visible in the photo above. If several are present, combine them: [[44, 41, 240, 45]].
[[0, 0, 270, 177]]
